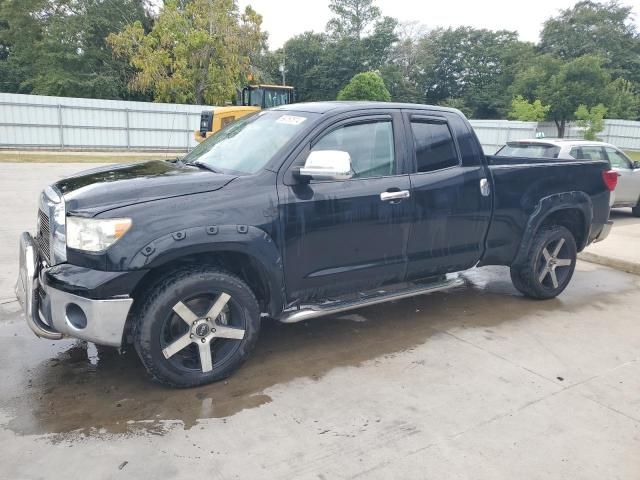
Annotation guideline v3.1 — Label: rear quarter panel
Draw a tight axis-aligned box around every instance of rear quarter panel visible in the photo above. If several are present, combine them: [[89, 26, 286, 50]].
[[481, 156, 611, 265]]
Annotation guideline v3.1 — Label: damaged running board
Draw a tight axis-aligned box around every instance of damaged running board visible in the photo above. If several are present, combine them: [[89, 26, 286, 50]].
[[278, 275, 465, 324]]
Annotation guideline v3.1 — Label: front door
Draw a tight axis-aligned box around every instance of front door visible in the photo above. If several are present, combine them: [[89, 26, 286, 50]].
[[403, 111, 492, 278], [278, 113, 413, 302]]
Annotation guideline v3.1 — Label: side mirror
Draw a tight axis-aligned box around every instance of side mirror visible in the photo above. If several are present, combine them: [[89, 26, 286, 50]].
[[633, 161, 640, 170], [296, 150, 353, 182]]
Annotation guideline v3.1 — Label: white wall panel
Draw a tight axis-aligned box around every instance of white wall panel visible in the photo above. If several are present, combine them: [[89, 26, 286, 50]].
[[2, 92, 639, 152]]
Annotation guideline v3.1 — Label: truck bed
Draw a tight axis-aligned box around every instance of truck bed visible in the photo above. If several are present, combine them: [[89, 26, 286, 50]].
[[481, 155, 612, 265]]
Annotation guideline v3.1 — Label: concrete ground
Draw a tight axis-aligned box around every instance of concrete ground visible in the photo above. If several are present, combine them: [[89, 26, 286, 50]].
[[1, 163, 639, 479], [580, 208, 640, 275]]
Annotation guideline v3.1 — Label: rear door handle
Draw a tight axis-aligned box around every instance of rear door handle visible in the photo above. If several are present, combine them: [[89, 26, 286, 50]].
[[380, 190, 410, 202], [480, 178, 491, 196]]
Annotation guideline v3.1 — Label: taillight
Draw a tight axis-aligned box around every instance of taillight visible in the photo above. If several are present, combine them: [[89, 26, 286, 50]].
[[602, 170, 618, 191]]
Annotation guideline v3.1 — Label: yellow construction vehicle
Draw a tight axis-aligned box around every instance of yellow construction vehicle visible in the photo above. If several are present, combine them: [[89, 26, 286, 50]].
[[195, 84, 296, 142]]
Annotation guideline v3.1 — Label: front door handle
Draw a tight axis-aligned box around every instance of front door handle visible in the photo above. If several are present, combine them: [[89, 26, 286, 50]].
[[380, 190, 410, 202]]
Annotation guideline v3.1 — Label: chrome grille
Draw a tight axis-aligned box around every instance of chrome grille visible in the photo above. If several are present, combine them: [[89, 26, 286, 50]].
[[36, 209, 51, 264]]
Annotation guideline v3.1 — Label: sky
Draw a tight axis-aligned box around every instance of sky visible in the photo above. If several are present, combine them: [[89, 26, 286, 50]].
[[238, 0, 640, 49]]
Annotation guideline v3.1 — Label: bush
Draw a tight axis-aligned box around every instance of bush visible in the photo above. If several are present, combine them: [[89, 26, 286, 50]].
[[337, 71, 391, 102]]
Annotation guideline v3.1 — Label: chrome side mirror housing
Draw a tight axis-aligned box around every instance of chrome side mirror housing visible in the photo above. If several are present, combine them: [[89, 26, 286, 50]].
[[297, 150, 353, 181]]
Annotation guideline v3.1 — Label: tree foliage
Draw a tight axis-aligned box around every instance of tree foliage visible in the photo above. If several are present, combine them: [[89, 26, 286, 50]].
[[327, 0, 380, 39], [575, 103, 607, 140], [415, 27, 535, 118], [337, 71, 390, 101], [274, 0, 397, 102], [108, 0, 264, 105], [508, 96, 550, 121], [512, 55, 612, 136], [0, 0, 153, 99], [604, 78, 640, 120], [0, 0, 639, 125], [540, 1, 640, 83]]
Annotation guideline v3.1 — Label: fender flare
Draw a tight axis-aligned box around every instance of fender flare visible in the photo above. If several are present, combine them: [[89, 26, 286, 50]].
[[128, 225, 285, 316], [512, 191, 593, 266]]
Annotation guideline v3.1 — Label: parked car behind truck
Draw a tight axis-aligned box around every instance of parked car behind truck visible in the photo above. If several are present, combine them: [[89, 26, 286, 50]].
[[16, 102, 616, 387], [496, 139, 640, 216]]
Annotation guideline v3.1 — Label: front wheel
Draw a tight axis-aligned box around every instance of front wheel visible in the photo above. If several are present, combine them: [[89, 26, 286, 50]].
[[632, 205, 640, 217], [134, 267, 260, 388], [510, 226, 577, 300]]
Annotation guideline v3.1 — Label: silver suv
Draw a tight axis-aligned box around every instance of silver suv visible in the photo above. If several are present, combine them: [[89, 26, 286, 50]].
[[496, 139, 640, 216]]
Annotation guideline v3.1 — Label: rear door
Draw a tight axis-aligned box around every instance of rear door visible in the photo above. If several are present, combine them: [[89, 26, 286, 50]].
[[403, 111, 492, 278]]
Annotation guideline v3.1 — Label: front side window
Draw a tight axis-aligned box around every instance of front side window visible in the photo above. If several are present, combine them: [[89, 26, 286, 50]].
[[311, 121, 395, 179], [411, 121, 459, 172], [183, 110, 317, 174], [605, 147, 632, 169]]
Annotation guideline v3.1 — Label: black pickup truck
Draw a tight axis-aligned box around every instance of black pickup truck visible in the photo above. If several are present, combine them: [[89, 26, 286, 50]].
[[16, 102, 616, 387]]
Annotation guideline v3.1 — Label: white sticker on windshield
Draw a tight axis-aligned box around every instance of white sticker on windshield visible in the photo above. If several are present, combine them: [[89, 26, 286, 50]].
[[276, 115, 307, 125]]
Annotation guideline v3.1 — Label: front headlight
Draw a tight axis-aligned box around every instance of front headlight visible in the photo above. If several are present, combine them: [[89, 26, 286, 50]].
[[67, 217, 132, 252]]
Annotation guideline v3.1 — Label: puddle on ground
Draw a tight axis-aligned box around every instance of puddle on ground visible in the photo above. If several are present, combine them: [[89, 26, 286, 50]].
[[0, 265, 636, 439]]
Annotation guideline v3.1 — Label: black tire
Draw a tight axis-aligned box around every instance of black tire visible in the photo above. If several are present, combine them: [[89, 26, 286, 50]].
[[510, 226, 577, 300], [632, 205, 640, 217], [134, 267, 260, 388]]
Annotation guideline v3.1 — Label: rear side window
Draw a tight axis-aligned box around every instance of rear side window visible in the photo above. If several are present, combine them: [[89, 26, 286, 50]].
[[410, 121, 459, 173], [497, 143, 560, 158], [570, 146, 607, 161]]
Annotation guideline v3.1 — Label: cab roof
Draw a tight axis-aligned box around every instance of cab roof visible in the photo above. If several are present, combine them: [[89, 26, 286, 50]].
[[272, 101, 462, 115]]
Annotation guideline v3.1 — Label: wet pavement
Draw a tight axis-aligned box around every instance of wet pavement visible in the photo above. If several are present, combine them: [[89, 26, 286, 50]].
[[1, 163, 640, 479]]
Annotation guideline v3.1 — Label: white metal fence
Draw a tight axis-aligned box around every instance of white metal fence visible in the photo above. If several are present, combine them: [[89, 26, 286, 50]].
[[468, 120, 539, 155], [0, 93, 215, 151], [538, 120, 640, 151], [1, 93, 639, 153]]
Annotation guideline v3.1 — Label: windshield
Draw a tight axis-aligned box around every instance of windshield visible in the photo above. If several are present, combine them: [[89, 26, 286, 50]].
[[496, 143, 560, 158], [183, 110, 317, 174]]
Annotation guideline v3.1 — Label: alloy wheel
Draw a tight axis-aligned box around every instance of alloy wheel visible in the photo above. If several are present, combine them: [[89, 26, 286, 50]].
[[160, 292, 246, 373], [537, 237, 573, 289]]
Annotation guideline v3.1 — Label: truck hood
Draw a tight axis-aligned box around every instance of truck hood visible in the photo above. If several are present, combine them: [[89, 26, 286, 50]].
[[55, 160, 237, 216]]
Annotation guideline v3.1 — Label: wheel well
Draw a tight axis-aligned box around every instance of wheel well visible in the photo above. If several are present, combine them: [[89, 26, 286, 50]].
[[123, 251, 273, 344], [540, 208, 587, 250]]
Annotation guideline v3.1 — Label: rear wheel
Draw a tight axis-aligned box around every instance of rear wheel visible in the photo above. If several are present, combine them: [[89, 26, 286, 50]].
[[134, 267, 260, 388], [632, 204, 640, 217], [510, 226, 577, 300]]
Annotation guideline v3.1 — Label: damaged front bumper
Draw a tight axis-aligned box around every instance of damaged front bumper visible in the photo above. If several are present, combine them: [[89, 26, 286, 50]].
[[15, 233, 134, 347]]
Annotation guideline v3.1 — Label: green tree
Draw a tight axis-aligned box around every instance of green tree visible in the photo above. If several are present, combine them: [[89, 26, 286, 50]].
[[540, 1, 640, 84], [0, 0, 153, 99], [439, 97, 473, 118], [416, 27, 535, 118], [575, 104, 607, 140], [108, 0, 265, 104], [378, 21, 424, 103], [274, 32, 332, 101], [0, 0, 48, 93], [512, 55, 610, 137], [326, 0, 381, 39], [508, 95, 550, 121], [279, 0, 397, 102], [337, 71, 391, 101], [604, 78, 640, 120]]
